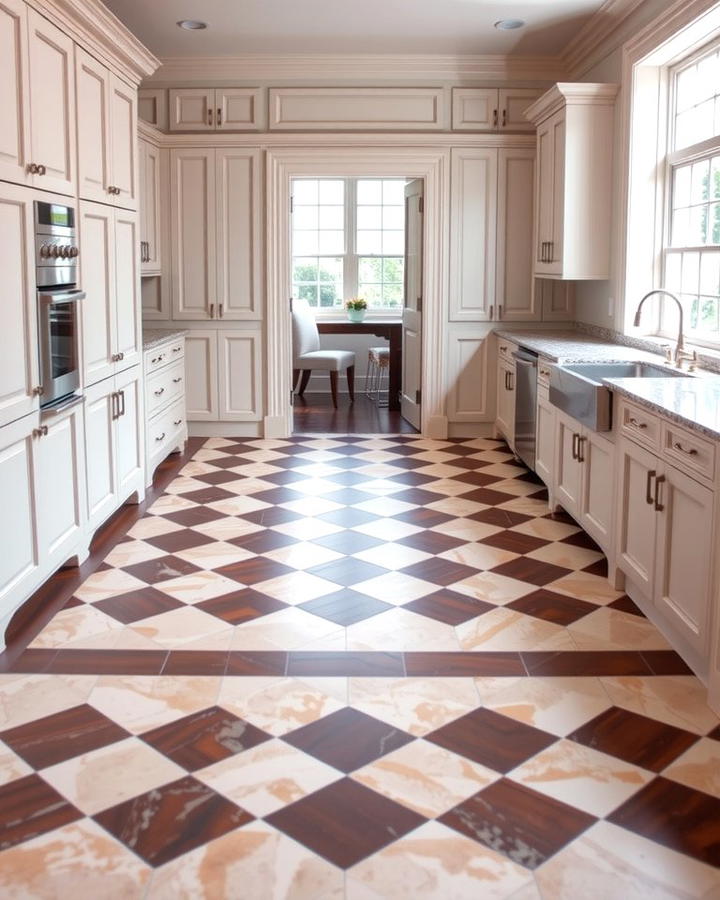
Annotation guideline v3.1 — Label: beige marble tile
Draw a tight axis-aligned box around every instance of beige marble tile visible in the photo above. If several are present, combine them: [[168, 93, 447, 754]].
[[88, 674, 221, 733], [126, 516, 184, 540], [352, 739, 498, 818], [352, 519, 424, 542], [0, 818, 151, 900], [256, 571, 342, 604], [352, 543, 431, 571], [271, 518, 342, 541], [535, 820, 720, 900], [154, 571, 241, 604], [197, 739, 342, 816], [415, 463, 471, 479], [0, 674, 96, 730], [148, 493, 199, 514], [548, 571, 623, 606], [347, 608, 461, 652], [440, 543, 519, 571], [660, 738, 720, 797], [346, 820, 534, 900], [131, 606, 232, 649], [231, 607, 343, 650], [479, 463, 528, 479], [568, 607, 671, 651], [174, 541, 254, 570], [421, 478, 480, 498], [147, 821, 343, 900], [490, 478, 546, 497], [600, 676, 720, 735], [424, 497, 489, 517], [218, 677, 345, 736], [452, 573, 542, 607], [42, 737, 184, 815], [526, 542, 603, 571], [456, 608, 576, 652], [291, 630, 347, 652], [179, 460, 221, 477], [262, 542, 342, 570], [510, 517, 580, 542], [474, 676, 612, 736], [509, 738, 653, 817], [353, 496, 415, 517], [429, 518, 503, 542], [216, 477, 277, 497], [190, 516, 265, 542], [73, 568, 147, 603], [349, 677, 480, 736], [227, 461, 285, 477], [105, 628, 167, 651], [28, 604, 123, 649], [162, 475, 207, 495], [206, 495, 272, 517], [279, 497, 343, 517], [0, 741, 33, 785], [496, 497, 552, 518], [353, 478, 406, 497], [103, 540, 167, 568], [350, 572, 437, 604]]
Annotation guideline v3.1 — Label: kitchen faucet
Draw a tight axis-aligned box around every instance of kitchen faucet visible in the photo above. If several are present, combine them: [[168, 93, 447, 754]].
[[632, 289, 696, 370]]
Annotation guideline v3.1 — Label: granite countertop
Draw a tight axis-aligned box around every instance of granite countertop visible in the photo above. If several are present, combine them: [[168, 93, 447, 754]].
[[494, 329, 663, 364], [143, 329, 188, 350]]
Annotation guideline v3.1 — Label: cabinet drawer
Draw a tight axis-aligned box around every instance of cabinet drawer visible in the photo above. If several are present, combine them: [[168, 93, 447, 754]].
[[146, 360, 185, 416], [538, 360, 552, 386], [497, 338, 518, 362], [662, 422, 715, 483], [147, 398, 185, 461], [618, 400, 661, 451], [145, 340, 185, 375]]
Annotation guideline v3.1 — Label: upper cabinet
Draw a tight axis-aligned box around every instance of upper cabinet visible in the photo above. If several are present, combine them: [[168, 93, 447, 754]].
[[525, 83, 619, 280], [0, 0, 30, 186], [452, 88, 541, 133], [169, 88, 261, 132], [76, 48, 137, 209], [139, 138, 163, 275]]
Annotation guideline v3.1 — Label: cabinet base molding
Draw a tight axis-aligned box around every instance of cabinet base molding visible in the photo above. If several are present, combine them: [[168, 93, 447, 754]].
[[448, 422, 495, 439], [191, 421, 263, 438]]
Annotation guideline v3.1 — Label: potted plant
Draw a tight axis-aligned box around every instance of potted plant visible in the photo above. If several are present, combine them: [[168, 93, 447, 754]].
[[345, 298, 367, 323]]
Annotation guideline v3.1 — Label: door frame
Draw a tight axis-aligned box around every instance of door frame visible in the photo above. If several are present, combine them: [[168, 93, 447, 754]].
[[265, 146, 450, 439]]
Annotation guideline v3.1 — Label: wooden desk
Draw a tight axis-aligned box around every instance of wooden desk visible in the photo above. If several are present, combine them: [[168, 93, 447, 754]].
[[317, 320, 402, 411]]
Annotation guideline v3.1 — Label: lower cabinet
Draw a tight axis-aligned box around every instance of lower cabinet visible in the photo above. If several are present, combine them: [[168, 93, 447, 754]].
[[495, 357, 516, 448], [535, 379, 555, 489], [184, 329, 263, 423], [144, 337, 187, 487]]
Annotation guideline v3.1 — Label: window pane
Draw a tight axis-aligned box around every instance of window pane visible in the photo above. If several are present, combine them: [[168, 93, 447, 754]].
[[318, 257, 343, 282], [699, 296, 719, 332], [359, 257, 383, 281], [360, 283, 382, 304], [293, 205, 319, 230], [673, 165, 691, 207], [691, 159, 710, 204], [293, 231, 319, 255], [293, 258, 317, 281], [357, 180, 382, 204], [357, 206, 382, 230], [682, 251, 700, 293], [293, 180, 318, 204], [676, 64, 699, 113], [383, 231, 405, 255], [710, 203, 720, 244], [319, 284, 339, 307], [382, 206, 404, 230], [689, 205, 708, 245], [383, 283, 403, 306], [318, 230, 344, 254], [357, 230, 382, 254], [383, 257, 404, 281], [382, 181, 406, 204], [319, 180, 344, 204], [297, 284, 317, 304]]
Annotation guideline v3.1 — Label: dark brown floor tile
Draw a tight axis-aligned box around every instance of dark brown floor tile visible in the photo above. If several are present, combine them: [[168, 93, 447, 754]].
[[399, 558, 478, 587], [391, 507, 454, 529], [448, 470, 503, 487], [316, 507, 379, 528], [62, 595, 85, 610], [445, 457, 493, 470], [568, 707, 698, 772], [324, 487, 376, 506], [481, 530, 549, 555], [266, 778, 425, 869], [404, 651, 524, 676], [242, 507, 302, 526], [284, 707, 414, 772], [225, 651, 288, 676], [439, 779, 595, 869], [469, 508, 531, 528], [641, 650, 694, 675], [47, 649, 167, 675], [299, 591, 392, 626], [307, 559, 388, 588], [608, 595, 646, 618], [490, 557, 572, 587], [246, 469, 306, 486], [384, 471, 436, 486], [123, 555, 203, 585], [521, 650, 653, 677], [0, 774, 83, 851], [94, 775, 253, 867], [313, 531, 382, 554], [382, 456, 428, 470], [228, 530, 298, 554], [93, 588, 184, 624], [145, 529, 215, 554], [287, 651, 404, 677], [1, 704, 129, 769], [187, 470, 246, 487], [390, 488, 447, 506], [215, 557, 295, 585], [545, 509, 577, 526], [5, 649, 58, 673], [180, 486, 239, 505], [161, 650, 230, 676], [507, 589, 596, 626], [708, 724, 720, 741], [582, 558, 609, 578], [140, 706, 270, 770], [461, 487, 517, 506], [161, 506, 226, 527], [196, 589, 287, 625], [608, 777, 720, 866], [560, 529, 602, 551], [396, 531, 465, 554], [426, 708, 555, 772], [252, 487, 305, 506], [321, 470, 371, 486], [403, 590, 494, 626]]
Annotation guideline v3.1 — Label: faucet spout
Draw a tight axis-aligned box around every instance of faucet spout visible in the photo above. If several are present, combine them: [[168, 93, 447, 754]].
[[633, 289, 685, 362]]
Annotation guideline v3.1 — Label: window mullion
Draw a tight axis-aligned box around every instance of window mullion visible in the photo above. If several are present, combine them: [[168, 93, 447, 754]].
[[346, 178, 358, 298]]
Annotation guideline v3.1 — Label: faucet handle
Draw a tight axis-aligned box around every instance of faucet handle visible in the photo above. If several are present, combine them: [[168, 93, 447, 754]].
[[660, 344, 673, 365], [676, 348, 698, 371]]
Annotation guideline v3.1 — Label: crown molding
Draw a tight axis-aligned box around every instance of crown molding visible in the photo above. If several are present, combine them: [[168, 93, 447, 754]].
[[525, 82, 619, 123], [144, 53, 566, 86], [562, 0, 647, 78], [28, 0, 160, 85]]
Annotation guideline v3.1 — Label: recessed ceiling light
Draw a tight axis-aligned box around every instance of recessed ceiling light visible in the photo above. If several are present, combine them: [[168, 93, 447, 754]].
[[494, 19, 525, 30], [177, 19, 207, 30]]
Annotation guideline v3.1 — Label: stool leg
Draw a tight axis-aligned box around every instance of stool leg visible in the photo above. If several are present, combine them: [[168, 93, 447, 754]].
[[346, 365, 355, 402], [365, 354, 375, 397], [329, 371, 339, 408]]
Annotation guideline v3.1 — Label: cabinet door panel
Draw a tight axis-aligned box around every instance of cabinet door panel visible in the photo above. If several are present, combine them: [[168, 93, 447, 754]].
[[114, 211, 140, 370], [498, 89, 541, 132], [0, 0, 30, 184], [140, 141, 162, 274], [114, 367, 143, 498], [496, 360, 515, 447], [555, 410, 582, 517], [581, 429, 614, 550], [169, 88, 214, 131], [84, 379, 117, 530], [616, 438, 657, 597], [217, 88, 260, 131], [451, 88, 497, 131], [27, 9, 75, 195], [80, 202, 115, 387], [550, 114, 566, 273], [110, 73, 137, 209], [497, 149, 536, 321], [0, 187, 38, 427], [218, 331, 262, 421], [535, 389, 555, 488], [446, 332, 491, 423], [76, 49, 110, 203], [184, 331, 218, 421], [0, 416, 38, 612]]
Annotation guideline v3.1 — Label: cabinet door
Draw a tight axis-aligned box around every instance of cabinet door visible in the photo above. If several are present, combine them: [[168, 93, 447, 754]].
[[0, 186, 38, 428], [84, 378, 117, 531], [26, 9, 75, 196], [580, 428, 614, 550], [184, 330, 218, 421], [76, 48, 111, 204], [554, 410, 582, 517], [0, 415, 38, 617], [33, 406, 85, 568], [216, 88, 260, 131], [80, 201, 115, 387], [655, 464, 714, 656], [615, 437, 658, 597], [496, 148, 536, 321], [451, 88, 498, 131], [114, 210, 140, 370], [0, 0, 31, 185], [534, 110, 564, 276], [535, 387, 555, 488], [495, 360, 515, 448], [218, 330, 262, 421], [216, 149, 261, 319], [449, 148, 497, 321], [114, 366, 143, 499], [498, 89, 541, 133], [109, 73, 137, 210], [171, 149, 217, 319], [169, 88, 214, 131], [538, 279, 575, 322], [140, 140, 162, 275]]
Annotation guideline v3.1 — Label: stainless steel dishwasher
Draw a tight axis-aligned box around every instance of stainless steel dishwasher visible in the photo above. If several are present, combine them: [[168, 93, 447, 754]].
[[513, 348, 538, 471]]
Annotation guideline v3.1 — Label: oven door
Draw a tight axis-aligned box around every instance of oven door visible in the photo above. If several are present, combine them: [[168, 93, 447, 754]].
[[37, 288, 85, 407]]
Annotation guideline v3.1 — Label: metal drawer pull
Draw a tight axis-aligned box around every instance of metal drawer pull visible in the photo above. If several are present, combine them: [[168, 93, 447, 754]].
[[673, 441, 698, 456], [156, 432, 166, 442], [493, 108, 498, 128], [210, 303, 215, 318], [571, 433, 579, 460], [173, 419, 183, 426], [172, 346, 182, 353], [577, 435, 586, 463], [654, 474, 666, 512], [646, 469, 656, 505], [37, 164, 46, 176], [151, 354, 165, 364], [172, 377, 182, 384], [119, 390, 125, 417], [628, 417, 647, 429], [217, 107, 222, 126], [502, 109, 507, 127], [32, 425, 48, 438], [154, 388, 165, 396]]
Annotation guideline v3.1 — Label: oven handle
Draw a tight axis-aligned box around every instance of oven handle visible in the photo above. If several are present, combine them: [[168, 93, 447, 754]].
[[38, 289, 86, 306], [40, 394, 84, 416]]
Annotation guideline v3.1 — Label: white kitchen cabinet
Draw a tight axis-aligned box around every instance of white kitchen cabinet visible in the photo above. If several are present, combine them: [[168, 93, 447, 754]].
[[446, 328, 493, 425], [535, 376, 555, 490], [0, 184, 39, 428], [0, 0, 31, 185], [80, 202, 140, 387], [144, 336, 187, 487], [109, 73, 137, 209], [616, 435, 660, 597], [496, 148, 535, 321], [526, 83, 618, 280], [184, 329, 262, 424], [555, 408, 583, 513], [139, 138, 163, 275], [452, 88, 541, 132], [496, 357, 515, 448], [169, 87, 260, 132]]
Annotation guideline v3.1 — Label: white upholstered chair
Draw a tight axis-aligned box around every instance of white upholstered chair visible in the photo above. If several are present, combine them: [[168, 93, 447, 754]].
[[292, 304, 355, 408]]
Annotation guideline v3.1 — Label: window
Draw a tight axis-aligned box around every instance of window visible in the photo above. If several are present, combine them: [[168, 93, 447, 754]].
[[661, 41, 720, 346], [291, 178, 406, 311]]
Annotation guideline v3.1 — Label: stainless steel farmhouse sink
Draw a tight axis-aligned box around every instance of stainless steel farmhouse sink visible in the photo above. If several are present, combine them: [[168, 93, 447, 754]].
[[548, 361, 690, 431]]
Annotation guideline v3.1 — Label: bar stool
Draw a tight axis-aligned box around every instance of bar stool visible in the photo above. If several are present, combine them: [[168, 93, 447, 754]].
[[365, 346, 390, 406]]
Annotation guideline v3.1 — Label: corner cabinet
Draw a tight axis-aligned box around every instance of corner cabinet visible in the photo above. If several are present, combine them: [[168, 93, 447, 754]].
[[525, 83, 619, 280]]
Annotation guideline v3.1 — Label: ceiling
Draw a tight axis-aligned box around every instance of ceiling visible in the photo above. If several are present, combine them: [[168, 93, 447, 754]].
[[101, 0, 606, 57]]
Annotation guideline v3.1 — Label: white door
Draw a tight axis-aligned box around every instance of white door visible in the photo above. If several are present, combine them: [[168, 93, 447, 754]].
[[216, 88, 259, 131], [0, 0, 31, 185], [169, 88, 215, 131], [84, 378, 117, 531], [114, 365, 143, 499], [114, 210, 140, 371], [80, 201, 115, 388], [401, 178, 423, 430], [0, 186, 38, 427], [76, 48, 111, 204], [554, 410, 582, 517], [218, 330, 262, 421], [616, 437, 659, 597], [26, 8, 75, 196], [109, 73, 137, 210], [496, 148, 535, 321]]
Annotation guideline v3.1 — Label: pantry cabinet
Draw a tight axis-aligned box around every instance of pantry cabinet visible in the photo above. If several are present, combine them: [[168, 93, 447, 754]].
[[184, 329, 262, 423]]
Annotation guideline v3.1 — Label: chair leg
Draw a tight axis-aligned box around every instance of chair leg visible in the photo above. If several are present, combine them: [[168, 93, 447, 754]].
[[298, 370, 311, 396], [292, 369, 300, 391], [346, 365, 355, 402], [329, 371, 338, 408]]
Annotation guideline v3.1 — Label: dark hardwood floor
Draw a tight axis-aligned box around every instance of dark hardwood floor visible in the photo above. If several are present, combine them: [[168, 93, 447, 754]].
[[293, 392, 418, 434]]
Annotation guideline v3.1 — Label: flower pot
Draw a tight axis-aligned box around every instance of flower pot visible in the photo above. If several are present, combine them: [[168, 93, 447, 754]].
[[346, 308, 366, 323]]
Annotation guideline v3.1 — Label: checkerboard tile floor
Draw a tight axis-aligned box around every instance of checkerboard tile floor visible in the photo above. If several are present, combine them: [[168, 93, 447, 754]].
[[1, 435, 719, 898]]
